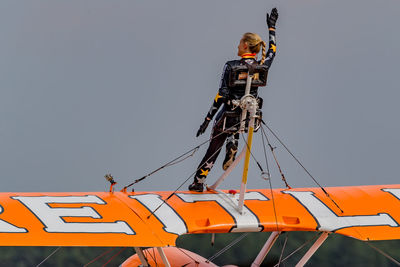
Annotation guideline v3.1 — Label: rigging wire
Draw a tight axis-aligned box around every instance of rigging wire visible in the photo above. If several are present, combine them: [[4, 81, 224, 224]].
[[143, 248, 158, 266], [206, 233, 249, 263], [365, 241, 400, 266], [176, 247, 200, 266], [260, 129, 280, 232], [146, 120, 247, 219], [260, 126, 291, 189], [151, 247, 158, 267], [123, 147, 199, 191], [147, 140, 225, 219], [123, 120, 245, 191], [35, 247, 62, 267], [261, 121, 344, 213], [277, 232, 288, 267], [272, 232, 321, 267], [101, 247, 127, 267], [240, 132, 270, 175], [83, 247, 116, 267]]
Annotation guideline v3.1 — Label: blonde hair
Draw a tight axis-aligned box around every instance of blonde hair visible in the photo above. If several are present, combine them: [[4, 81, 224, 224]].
[[242, 32, 267, 64]]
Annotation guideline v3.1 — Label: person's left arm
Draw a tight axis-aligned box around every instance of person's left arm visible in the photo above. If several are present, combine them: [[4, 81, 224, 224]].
[[263, 8, 278, 68]]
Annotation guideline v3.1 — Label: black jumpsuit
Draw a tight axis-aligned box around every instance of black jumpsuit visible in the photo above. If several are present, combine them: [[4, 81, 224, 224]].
[[193, 28, 277, 186]]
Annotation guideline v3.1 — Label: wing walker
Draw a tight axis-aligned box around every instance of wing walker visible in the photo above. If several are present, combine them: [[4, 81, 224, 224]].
[[1, 7, 400, 267]]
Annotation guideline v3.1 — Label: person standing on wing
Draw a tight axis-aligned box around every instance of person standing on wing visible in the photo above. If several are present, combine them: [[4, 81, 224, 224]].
[[189, 8, 279, 192]]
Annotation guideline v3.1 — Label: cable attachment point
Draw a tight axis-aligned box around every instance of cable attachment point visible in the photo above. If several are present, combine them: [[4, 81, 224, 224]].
[[261, 171, 271, 181], [104, 174, 117, 192]]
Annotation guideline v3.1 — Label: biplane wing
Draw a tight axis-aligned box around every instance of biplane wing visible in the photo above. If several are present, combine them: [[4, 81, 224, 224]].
[[0, 184, 400, 247]]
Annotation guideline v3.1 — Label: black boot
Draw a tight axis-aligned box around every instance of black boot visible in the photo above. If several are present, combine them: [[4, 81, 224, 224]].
[[188, 181, 204, 192]]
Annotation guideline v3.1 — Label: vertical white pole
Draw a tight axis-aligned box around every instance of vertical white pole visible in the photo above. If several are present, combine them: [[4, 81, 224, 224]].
[[237, 73, 255, 213], [295, 232, 329, 267], [251, 231, 281, 267], [157, 247, 171, 267]]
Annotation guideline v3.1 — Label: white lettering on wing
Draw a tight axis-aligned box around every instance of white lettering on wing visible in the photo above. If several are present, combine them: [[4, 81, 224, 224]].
[[382, 188, 400, 200], [176, 192, 269, 232], [12, 195, 135, 235], [0, 204, 26, 233], [284, 191, 398, 232], [130, 194, 187, 235]]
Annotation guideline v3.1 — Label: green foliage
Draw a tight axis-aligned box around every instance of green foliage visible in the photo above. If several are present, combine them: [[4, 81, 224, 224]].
[[0, 233, 399, 266]]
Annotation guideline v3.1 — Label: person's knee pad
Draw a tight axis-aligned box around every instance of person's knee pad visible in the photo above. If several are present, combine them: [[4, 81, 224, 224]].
[[226, 136, 238, 150]]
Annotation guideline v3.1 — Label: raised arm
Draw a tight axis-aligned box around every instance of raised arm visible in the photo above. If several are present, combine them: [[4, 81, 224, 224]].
[[263, 8, 278, 68]]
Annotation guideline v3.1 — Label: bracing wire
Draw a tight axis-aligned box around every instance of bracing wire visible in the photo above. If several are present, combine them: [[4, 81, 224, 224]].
[[123, 120, 245, 191], [35, 247, 62, 267], [146, 120, 247, 219], [365, 242, 400, 266], [176, 247, 200, 266], [240, 130, 281, 232], [147, 140, 225, 219], [206, 233, 249, 263], [261, 129, 280, 232], [277, 232, 288, 266], [102, 247, 127, 267], [261, 121, 344, 213], [260, 126, 271, 176], [240, 132, 269, 174], [83, 247, 116, 267], [260, 126, 291, 189], [143, 248, 158, 266], [151, 247, 158, 267], [272, 232, 321, 267], [123, 147, 199, 191]]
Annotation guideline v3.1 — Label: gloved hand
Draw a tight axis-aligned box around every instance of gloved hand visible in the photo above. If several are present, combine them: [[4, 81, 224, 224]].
[[196, 118, 211, 137], [266, 8, 278, 29]]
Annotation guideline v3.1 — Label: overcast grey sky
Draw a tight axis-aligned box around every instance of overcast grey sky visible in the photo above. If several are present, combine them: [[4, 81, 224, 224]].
[[1, 0, 400, 192]]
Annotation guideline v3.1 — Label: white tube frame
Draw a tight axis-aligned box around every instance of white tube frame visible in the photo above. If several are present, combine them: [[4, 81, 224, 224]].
[[251, 231, 281, 267], [208, 147, 246, 190], [134, 247, 149, 267], [295, 232, 329, 267], [157, 247, 171, 267]]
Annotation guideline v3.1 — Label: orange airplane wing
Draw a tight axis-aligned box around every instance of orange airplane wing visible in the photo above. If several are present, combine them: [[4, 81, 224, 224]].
[[0, 184, 399, 247]]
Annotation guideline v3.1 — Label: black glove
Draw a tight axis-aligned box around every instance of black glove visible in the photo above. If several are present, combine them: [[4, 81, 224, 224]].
[[196, 118, 211, 137], [266, 8, 278, 29]]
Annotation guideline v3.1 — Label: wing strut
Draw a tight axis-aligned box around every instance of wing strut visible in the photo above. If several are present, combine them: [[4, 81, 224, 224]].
[[134, 247, 149, 267], [157, 247, 171, 267], [251, 231, 281, 267], [295, 232, 329, 267]]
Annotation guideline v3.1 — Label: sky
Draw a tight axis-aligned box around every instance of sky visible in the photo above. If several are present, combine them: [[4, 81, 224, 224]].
[[1, 0, 400, 193]]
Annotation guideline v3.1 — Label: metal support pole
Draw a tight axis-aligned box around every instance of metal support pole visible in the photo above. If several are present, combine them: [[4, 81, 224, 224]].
[[239, 74, 254, 132], [251, 231, 281, 267], [134, 247, 149, 267], [157, 247, 171, 267], [238, 104, 257, 213], [209, 147, 246, 190], [295, 232, 329, 267]]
